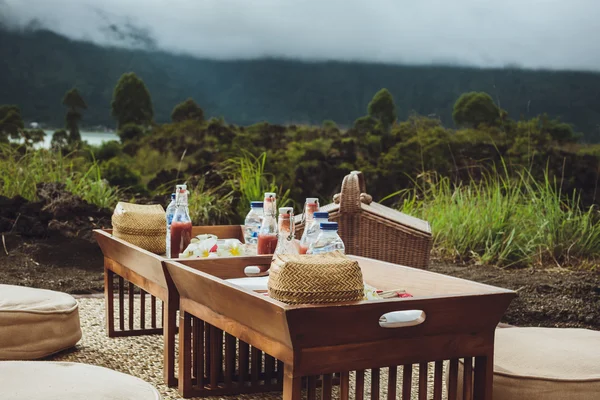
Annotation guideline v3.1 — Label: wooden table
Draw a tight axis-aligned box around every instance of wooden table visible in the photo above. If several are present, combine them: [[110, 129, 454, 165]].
[[94, 226, 272, 387], [164, 257, 516, 400]]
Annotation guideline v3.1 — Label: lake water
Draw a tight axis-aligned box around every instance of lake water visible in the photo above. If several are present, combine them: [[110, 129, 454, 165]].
[[18, 130, 121, 149]]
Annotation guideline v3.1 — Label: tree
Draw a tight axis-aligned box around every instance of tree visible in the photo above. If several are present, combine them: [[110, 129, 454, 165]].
[[51, 129, 69, 151], [453, 92, 502, 128], [0, 105, 24, 142], [118, 123, 145, 142], [111, 72, 154, 129], [62, 88, 87, 144], [171, 98, 204, 123], [367, 88, 397, 130]]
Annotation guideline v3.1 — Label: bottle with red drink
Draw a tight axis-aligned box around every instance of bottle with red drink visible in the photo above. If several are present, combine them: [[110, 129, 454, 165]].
[[299, 197, 319, 254], [274, 207, 299, 255], [169, 186, 193, 258], [257, 192, 278, 254]]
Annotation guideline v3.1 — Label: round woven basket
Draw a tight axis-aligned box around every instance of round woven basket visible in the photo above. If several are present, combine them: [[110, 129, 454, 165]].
[[268, 251, 364, 305], [111, 202, 166, 254]]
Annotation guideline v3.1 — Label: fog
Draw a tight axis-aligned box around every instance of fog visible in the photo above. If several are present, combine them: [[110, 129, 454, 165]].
[[1, 0, 599, 70]]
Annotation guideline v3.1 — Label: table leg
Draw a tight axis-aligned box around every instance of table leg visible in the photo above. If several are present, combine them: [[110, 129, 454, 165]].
[[283, 364, 302, 400], [164, 292, 178, 387], [474, 353, 493, 400], [104, 262, 115, 337], [178, 311, 192, 397]]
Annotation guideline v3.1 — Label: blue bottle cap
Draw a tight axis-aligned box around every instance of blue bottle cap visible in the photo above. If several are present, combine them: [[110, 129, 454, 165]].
[[171, 193, 176, 200], [320, 222, 338, 231], [313, 212, 329, 219], [250, 201, 264, 208]]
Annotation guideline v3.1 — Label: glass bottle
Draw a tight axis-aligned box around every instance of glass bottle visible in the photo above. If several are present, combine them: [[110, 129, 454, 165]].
[[169, 186, 192, 258], [257, 192, 278, 254], [299, 198, 320, 253], [300, 211, 328, 254], [307, 221, 345, 255], [244, 201, 264, 245], [165, 193, 176, 257], [274, 207, 299, 255]]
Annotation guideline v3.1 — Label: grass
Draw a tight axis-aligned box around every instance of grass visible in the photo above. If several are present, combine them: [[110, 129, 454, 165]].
[[0, 144, 119, 209], [187, 177, 235, 225], [390, 164, 600, 269], [222, 151, 291, 218]]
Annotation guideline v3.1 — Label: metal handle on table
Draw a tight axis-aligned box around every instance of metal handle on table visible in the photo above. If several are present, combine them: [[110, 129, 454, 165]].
[[379, 310, 426, 328]]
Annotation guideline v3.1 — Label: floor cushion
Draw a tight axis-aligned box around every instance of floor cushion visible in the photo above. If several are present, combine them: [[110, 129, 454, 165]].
[[453, 327, 600, 400], [0, 361, 161, 399], [0, 284, 82, 360]]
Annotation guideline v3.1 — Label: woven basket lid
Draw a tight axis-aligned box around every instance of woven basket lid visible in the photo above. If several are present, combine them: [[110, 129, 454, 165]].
[[294, 171, 431, 234], [268, 251, 364, 304], [111, 202, 166, 235]]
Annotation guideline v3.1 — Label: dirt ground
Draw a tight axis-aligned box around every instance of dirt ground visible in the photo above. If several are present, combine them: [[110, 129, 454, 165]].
[[1, 233, 598, 330]]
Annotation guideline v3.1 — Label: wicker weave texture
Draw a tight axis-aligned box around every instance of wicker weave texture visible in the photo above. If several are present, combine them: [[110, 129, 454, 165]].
[[295, 171, 433, 269], [111, 202, 167, 254], [268, 252, 364, 305]]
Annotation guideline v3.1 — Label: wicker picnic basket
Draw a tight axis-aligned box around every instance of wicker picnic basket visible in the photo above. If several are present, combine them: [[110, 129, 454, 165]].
[[268, 251, 364, 305], [111, 202, 167, 254], [295, 171, 433, 269]]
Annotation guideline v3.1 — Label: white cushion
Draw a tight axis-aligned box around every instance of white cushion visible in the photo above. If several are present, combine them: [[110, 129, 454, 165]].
[[453, 327, 600, 400], [0, 285, 82, 360], [0, 361, 161, 400]]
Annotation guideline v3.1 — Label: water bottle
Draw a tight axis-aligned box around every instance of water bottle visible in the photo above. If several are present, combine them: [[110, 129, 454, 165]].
[[300, 211, 329, 254], [165, 193, 176, 257], [307, 222, 345, 255], [257, 192, 278, 254], [274, 207, 299, 255], [244, 201, 264, 245]]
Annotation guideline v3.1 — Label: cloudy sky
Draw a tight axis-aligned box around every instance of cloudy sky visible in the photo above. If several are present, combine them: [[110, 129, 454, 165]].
[[1, 0, 599, 70]]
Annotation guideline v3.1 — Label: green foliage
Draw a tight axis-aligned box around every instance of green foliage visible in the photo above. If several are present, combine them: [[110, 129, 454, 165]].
[[93, 140, 122, 161], [51, 129, 69, 151], [62, 88, 87, 110], [222, 151, 291, 219], [187, 178, 235, 225], [395, 166, 600, 268], [62, 88, 86, 145], [118, 123, 145, 142], [0, 144, 118, 209], [111, 72, 154, 129], [367, 88, 397, 129], [100, 157, 141, 188], [171, 98, 204, 123], [0, 105, 24, 140], [453, 92, 502, 128]]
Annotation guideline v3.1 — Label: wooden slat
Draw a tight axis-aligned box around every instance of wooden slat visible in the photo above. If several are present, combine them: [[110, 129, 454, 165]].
[[118, 276, 124, 331], [192, 317, 203, 388], [463, 357, 473, 400], [419, 363, 428, 400], [140, 289, 146, 329], [128, 282, 134, 330], [277, 360, 284, 384], [307, 376, 317, 399], [205, 322, 212, 383], [265, 354, 275, 385], [448, 359, 459, 400], [150, 295, 156, 328], [371, 368, 380, 400], [210, 326, 223, 389], [322, 374, 332, 400], [224, 333, 236, 385], [387, 366, 397, 400], [355, 370, 365, 400], [340, 371, 350, 400], [161, 300, 164, 328], [433, 361, 443, 400], [402, 364, 413, 399], [178, 312, 192, 396], [474, 355, 493, 400], [239, 341, 249, 384], [251, 346, 261, 386]]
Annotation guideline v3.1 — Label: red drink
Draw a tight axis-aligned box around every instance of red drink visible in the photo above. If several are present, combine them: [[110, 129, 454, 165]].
[[299, 245, 309, 254], [257, 234, 278, 255], [170, 221, 192, 258]]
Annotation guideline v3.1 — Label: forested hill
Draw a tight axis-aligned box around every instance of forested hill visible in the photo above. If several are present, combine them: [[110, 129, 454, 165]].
[[2, 27, 600, 141]]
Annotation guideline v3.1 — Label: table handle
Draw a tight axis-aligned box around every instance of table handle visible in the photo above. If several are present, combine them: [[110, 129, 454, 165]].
[[379, 310, 426, 328], [244, 266, 269, 277]]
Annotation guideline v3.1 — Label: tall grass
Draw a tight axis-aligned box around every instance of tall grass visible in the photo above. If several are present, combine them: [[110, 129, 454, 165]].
[[187, 177, 235, 225], [0, 145, 119, 209], [393, 165, 600, 268], [223, 151, 291, 218]]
